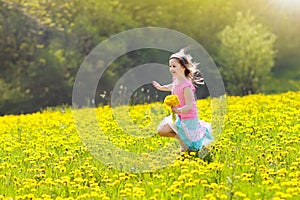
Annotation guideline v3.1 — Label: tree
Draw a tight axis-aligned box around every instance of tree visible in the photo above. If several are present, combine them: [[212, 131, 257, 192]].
[[217, 11, 276, 95], [0, 0, 76, 114]]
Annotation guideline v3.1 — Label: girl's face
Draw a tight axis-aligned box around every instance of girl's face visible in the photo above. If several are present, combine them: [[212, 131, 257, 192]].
[[169, 58, 185, 79]]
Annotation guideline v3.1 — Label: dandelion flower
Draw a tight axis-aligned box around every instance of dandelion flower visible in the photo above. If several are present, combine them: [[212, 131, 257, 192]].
[[164, 94, 180, 122]]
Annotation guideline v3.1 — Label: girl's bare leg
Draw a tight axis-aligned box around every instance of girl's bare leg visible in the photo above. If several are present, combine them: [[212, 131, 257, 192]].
[[158, 124, 188, 151], [174, 134, 189, 152], [157, 124, 176, 137]]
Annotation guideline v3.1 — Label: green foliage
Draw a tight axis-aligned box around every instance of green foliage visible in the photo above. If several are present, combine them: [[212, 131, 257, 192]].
[[0, 78, 25, 102], [0, 0, 75, 114], [217, 11, 277, 95], [2, 0, 78, 32], [0, 0, 299, 114]]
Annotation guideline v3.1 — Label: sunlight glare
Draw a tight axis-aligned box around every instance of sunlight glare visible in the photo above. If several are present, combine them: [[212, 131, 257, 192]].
[[274, 0, 300, 7], [271, 0, 300, 17]]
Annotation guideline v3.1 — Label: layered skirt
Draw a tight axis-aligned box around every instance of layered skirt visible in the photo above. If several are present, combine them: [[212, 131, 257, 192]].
[[158, 115, 214, 151]]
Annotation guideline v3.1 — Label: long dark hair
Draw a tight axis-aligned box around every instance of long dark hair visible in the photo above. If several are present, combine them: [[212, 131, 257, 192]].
[[169, 48, 204, 85]]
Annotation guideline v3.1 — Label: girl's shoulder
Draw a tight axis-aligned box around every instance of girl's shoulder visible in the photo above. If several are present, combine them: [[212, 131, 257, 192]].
[[172, 78, 195, 92], [182, 79, 196, 92]]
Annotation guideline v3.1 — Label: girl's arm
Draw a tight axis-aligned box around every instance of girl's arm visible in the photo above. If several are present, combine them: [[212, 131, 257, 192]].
[[152, 81, 172, 91], [172, 87, 193, 114]]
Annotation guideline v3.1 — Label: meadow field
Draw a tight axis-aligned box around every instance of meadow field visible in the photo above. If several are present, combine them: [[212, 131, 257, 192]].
[[0, 91, 299, 200]]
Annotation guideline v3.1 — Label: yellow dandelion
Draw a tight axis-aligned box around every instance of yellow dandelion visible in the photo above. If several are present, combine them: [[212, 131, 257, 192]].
[[164, 94, 180, 122], [234, 191, 247, 198]]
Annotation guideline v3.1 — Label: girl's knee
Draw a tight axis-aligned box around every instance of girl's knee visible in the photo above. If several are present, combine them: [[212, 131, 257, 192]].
[[157, 130, 176, 137], [157, 129, 164, 136], [157, 124, 176, 137]]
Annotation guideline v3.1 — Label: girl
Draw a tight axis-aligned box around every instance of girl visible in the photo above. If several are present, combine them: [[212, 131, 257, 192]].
[[152, 48, 213, 153]]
